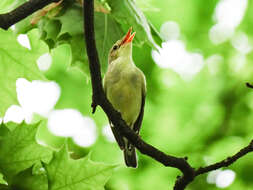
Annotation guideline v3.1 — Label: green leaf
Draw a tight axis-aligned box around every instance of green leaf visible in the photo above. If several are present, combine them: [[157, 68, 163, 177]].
[[69, 34, 88, 73], [28, 29, 49, 58], [36, 2, 138, 75], [94, 13, 124, 72], [11, 166, 48, 190], [56, 4, 83, 37], [108, 0, 158, 49], [0, 184, 10, 190], [0, 173, 7, 185], [0, 0, 26, 14], [45, 44, 72, 78], [148, 21, 162, 46], [47, 3, 123, 74], [63, 13, 123, 73], [0, 122, 52, 180], [0, 123, 10, 139], [45, 145, 116, 190], [14, 15, 35, 34], [43, 19, 61, 41], [0, 29, 48, 117]]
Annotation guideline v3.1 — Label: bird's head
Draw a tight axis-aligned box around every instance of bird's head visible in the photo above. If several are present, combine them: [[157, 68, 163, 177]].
[[108, 27, 136, 64]]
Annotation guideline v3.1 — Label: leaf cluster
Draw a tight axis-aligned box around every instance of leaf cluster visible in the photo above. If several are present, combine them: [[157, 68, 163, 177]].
[[0, 122, 115, 190]]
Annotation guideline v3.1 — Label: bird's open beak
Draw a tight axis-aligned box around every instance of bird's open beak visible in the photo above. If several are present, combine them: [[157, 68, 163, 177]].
[[120, 27, 136, 46]]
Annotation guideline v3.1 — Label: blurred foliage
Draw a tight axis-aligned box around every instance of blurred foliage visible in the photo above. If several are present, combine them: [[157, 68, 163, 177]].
[[44, 145, 116, 190], [0, 0, 253, 190], [0, 122, 52, 180], [0, 29, 47, 116]]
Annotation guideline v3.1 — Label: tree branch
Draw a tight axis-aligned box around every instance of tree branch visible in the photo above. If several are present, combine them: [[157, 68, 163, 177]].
[[83, 0, 195, 181], [174, 140, 253, 189], [0, 0, 60, 30], [196, 140, 253, 175], [0, 0, 252, 189], [246, 82, 253, 89], [83, 1, 253, 190]]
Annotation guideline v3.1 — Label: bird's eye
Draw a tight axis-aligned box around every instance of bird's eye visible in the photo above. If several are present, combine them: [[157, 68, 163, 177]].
[[113, 45, 118, 50]]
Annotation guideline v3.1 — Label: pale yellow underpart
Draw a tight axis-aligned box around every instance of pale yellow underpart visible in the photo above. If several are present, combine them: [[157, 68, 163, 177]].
[[104, 56, 146, 127]]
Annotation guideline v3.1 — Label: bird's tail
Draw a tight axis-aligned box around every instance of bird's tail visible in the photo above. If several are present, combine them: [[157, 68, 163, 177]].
[[123, 140, 137, 168]]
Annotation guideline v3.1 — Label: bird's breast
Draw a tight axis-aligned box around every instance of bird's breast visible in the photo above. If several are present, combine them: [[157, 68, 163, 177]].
[[106, 69, 142, 126]]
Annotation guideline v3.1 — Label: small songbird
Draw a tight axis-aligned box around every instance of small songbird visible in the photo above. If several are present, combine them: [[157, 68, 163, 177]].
[[103, 27, 146, 168]]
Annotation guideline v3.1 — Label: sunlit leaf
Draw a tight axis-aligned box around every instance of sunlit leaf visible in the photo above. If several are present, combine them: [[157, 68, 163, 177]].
[[45, 145, 116, 190], [11, 166, 48, 190], [0, 29, 48, 117], [0, 0, 26, 14], [108, 0, 158, 48], [0, 122, 52, 180], [56, 4, 83, 37]]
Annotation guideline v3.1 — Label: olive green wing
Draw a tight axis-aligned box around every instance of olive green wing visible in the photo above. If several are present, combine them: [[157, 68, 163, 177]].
[[109, 121, 125, 150], [133, 70, 146, 134], [133, 93, 145, 134], [103, 74, 125, 150]]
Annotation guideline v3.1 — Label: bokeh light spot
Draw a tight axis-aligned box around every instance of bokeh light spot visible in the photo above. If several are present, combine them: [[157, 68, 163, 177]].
[[3, 105, 25, 124], [210, 0, 248, 44], [48, 109, 97, 147], [17, 34, 31, 50], [16, 78, 60, 118], [37, 53, 52, 71], [160, 21, 180, 41], [152, 40, 204, 80], [102, 124, 116, 142], [216, 169, 236, 188], [207, 170, 221, 184], [231, 32, 252, 54]]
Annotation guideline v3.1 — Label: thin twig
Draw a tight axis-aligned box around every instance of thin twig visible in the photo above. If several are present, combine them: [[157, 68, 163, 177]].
[[196, 140, 253, 175], [174, 140, 253, 189], [0, 0, 60, 30]]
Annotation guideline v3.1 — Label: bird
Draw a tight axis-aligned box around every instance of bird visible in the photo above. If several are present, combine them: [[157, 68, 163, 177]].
[[103, 27, 146, 168]]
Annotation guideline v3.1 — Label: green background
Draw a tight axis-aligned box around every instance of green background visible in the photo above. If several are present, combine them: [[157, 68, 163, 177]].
[[0, 0, 253, 189]]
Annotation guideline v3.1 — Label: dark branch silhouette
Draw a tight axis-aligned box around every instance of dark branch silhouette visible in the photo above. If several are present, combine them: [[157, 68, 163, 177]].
[[83, 0, 195, 178], [1, 0, 253, 189], [83, 1, 253, 189], [0, 0, 60, 30], [196, 140, 253, 175], [246, 82, 253, 89], [174, 140, 253, 189]]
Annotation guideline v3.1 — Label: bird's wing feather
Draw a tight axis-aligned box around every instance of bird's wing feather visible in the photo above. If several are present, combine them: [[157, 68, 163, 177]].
[[109, 121, 125, 150], [103, 75, 107, 94], [133, 93, 145, 134], [104, 74, 125, 150], [133, 72, 146, 134]]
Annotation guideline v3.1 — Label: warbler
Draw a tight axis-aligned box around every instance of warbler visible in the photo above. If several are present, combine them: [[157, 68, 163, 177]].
[[103, 27, 146, 168]]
